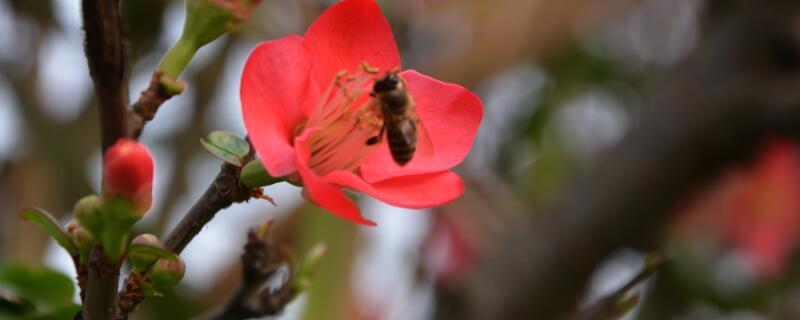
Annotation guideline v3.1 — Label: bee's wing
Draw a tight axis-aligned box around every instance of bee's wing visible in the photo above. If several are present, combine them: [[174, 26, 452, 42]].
[[414, 115, 435, 159]]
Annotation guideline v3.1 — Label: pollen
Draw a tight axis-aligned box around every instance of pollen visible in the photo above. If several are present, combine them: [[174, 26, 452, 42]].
[[302, 62, 386, 175]]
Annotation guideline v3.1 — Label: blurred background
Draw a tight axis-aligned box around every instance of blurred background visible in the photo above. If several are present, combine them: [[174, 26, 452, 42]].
[[3, 0, 800, 319]]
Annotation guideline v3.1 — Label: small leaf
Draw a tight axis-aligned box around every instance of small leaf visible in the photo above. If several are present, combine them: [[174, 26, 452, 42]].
[[128, 244, 178, 262], [200, 131, 249, 166], [19, 208, 77, 256]]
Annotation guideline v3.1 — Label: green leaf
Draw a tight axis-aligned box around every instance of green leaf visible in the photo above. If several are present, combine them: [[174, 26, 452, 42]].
[[18, 208, 77, 256], [200, 131, 249, 166], [128, 244, 178, 262], [0, 264, 75, 309]]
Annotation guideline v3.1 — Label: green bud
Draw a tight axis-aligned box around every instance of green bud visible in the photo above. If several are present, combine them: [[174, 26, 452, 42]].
[[128, 234, 164, 272], [148, 257, 186, 288], [66, 219, 95, 264], [74, 195, 103, 234]]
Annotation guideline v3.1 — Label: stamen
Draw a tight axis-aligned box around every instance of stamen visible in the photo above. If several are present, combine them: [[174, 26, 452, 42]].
[[301, 62, 386, 176]]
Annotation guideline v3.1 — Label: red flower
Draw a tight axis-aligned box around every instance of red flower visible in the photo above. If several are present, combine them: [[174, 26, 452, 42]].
[[726, 138, 800, 278], [675, 138, 800, 279], [103, 138, 155, 214], [241, 0, 482, 225]]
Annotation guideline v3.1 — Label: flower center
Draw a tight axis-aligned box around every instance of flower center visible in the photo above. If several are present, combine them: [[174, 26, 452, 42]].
[[302, 62, 385, 176]]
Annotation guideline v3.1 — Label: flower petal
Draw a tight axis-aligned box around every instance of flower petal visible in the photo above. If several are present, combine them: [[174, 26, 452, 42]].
[[241, 35, 320, 177], [304, 0, 401, 87], [325, 170, 464, 209], [360, 70, 483, 182], [295, 128, 376, 226]]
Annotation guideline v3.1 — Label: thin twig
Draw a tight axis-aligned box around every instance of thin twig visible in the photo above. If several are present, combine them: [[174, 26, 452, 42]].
[[163, 160, 254, 254], [128, 71, 182, 139]]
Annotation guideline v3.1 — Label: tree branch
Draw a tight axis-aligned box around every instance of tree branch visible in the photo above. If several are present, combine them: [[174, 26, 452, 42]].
[[435, 1, 800, 319], [81, 0, 127, 318], [82, 0, 128, 152], [83, 246, 121, 320], [207, 228, 296, 320], [163, 160, 254, 254]]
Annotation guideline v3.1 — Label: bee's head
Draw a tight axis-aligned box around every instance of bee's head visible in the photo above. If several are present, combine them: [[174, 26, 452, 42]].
[[373, 73, 400, 93]]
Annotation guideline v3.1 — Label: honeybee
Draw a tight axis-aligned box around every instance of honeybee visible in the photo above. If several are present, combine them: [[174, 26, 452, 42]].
[[366, 71, 431, 166]]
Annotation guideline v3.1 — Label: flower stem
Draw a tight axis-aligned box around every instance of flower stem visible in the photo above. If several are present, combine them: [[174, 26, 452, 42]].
[[158, 35, 199, 79], [240, 159, 280, 188]]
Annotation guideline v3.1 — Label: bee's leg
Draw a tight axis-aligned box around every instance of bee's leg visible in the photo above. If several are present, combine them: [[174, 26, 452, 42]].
[[366, 125, 385, 145]]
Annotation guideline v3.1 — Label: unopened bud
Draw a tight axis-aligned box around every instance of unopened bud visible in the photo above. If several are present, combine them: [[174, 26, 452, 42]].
[[71, 228, 94, 251], [74, 195, 103, 233], [66, 219, 95, 264], [103, 138, 154, 216], [129, 234, 164, 272], [148, 257, 186, 288]]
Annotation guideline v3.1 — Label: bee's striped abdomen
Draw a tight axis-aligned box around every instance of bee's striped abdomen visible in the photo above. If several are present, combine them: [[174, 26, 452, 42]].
[[387, 120, 417, 166]]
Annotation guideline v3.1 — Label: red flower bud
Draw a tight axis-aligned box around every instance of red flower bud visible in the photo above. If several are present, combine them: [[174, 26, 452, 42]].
[[129, 234, 164, 272], [103, 139, 154, 214], [210, 0, 262, 21], [149, 257, 185, 288]]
